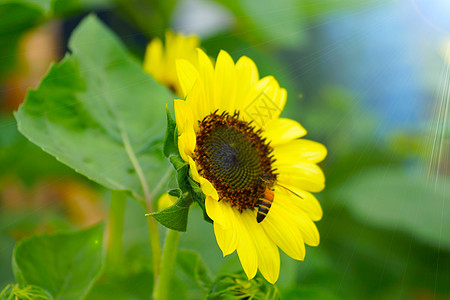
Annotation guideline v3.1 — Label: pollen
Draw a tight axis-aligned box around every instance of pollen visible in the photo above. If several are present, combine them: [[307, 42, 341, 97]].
[[194, 111, 277, 211]]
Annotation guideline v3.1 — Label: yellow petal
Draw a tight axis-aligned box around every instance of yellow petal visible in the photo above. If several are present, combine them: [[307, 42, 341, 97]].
[[177, 62, 210, 123], [177, 126, 196, 162], [185, 36, 201, 53], [275, 194, 320, 246], [188, 156, 201, 182], [297, 211, 320, 247], [165, 30, 180, 72], [213, 50, 236, 113], [263, 118, 307, 145], [241, 76, 283, 128], [275, 184, 323, 221], [205, 196, 227, 226], [145, 30, 200, 96], [196, 49, 214, 102], [188, 157, 221, 207], [277, 88, 287, 114], [241, 210, 280, 284], [256, 76, 284, 121], [234, 56, 260, 114], [185, 80, 209, 128], [236, 56, 259, 88], [213, 209, 238, 256], [176, 59, 199, 98], [165, 30, 176, 49], [214, 223, 235, 256], [220, 201, 237, 229], [235, 210, 258, 280], [277, 162, 325, 193], [188, 158, 220, 203], [273, 139, 327, 164], [143, 38, 163, 81], [174, 99, 194, 134], [261, 196, 306, 261], [200, 178, 219, 200]]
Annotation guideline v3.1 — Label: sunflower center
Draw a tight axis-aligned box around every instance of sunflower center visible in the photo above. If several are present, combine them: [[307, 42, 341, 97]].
[[195, 111, 276, 211]]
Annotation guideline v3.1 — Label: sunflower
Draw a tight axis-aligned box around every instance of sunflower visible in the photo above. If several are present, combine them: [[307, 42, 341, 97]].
[[174, 49, 326, 284], [143, 30, 200, 95]]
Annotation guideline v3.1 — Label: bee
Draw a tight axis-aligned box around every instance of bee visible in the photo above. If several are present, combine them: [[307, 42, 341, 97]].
[[256, 174, 275, 223], [256, 174, 304, 223]]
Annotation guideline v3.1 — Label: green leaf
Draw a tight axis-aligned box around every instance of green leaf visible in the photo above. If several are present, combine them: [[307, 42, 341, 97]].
[[147, 194, 193, 232], [176, 250, 212, 291], [0, 115, 90, 189], [337, 168, 450, 249], [15, 15, 174, 201], [12, 225, 104, 300]]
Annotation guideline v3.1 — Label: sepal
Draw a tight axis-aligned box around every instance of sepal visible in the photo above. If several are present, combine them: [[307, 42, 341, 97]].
[[149, 108, 212, 232]]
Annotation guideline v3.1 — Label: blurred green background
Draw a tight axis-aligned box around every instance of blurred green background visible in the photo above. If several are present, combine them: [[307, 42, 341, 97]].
[[0, 0, 449, 299]]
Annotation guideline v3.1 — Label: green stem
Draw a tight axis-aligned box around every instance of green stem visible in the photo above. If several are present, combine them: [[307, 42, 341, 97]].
[[146, 210, 161, 285], [106, 191, 126, 269], [146, 167, 173, 287], [119, 123, 163, 284], [153, 229, 180, 300]]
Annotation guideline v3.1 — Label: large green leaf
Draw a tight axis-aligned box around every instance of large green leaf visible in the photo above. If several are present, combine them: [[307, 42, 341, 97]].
[[15, 15, 174, 201], [337, 168, 450, 249], [12, 225, 104, 300]]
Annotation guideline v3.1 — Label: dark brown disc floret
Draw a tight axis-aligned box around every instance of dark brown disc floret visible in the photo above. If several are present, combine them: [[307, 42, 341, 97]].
[[194, 111, 277, 211]]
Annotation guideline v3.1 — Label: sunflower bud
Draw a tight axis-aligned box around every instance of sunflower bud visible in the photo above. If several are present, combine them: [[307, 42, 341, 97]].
[[207, 274, 280, 300]]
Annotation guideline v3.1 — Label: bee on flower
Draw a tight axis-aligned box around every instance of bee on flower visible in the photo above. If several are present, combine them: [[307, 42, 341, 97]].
[[173, 48, 327, 284]]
